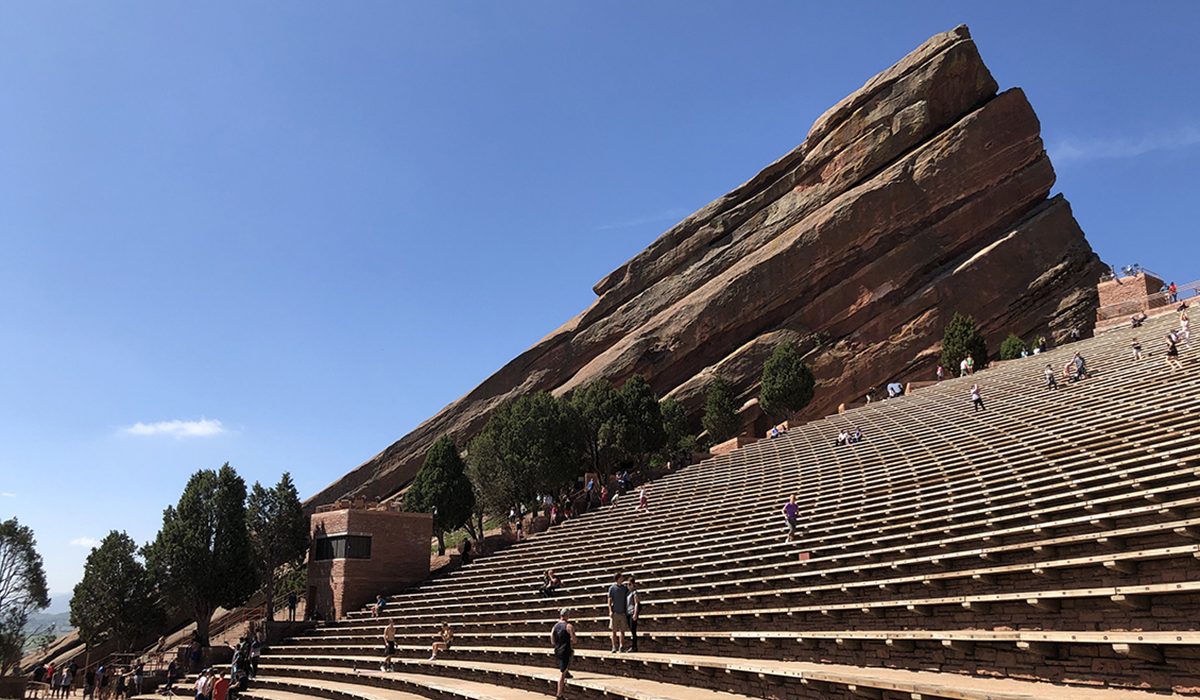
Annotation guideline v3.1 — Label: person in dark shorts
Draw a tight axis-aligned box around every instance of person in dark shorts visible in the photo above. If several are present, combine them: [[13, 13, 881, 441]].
[[551, 609, 576, 700], [781, 495, 800, 542], [382, 619, 396, 672]]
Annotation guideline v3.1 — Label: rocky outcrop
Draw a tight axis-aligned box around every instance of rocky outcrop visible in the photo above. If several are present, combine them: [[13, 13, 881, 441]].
[[306, 25, 1104, 509]]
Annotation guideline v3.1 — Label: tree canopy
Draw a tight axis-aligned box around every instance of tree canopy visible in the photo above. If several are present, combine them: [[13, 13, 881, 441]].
[[247, 472, 309, 621], [614, 375, 666, 466], [940, 312, 989, 373], [144, 464, 258, 645], [759, 342, 816, 418], [658, 397, 693, 462], [999, 333, 1028, 360], [69, 531, 162, 651], [467, 391, 583, 514], [568, 378, 623, 476], [403, 436, 475, 555], [0, 517, 49, 676], [702, 377, 741, 443]]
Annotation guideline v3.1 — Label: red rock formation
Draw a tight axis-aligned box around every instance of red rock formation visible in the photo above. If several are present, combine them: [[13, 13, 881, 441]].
[[307, 25, 1104, 508]]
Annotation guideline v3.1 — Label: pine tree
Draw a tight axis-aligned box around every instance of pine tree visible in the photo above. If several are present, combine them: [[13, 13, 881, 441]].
[[615, 375, 666, 467], [940, 312, 989, 374], [247, 473, 309, 620], [759, 342, 816, 418], [144, 464, 258, 645], [568, 378, 623, 476], [658, 397, 691, 462], [467, 392, 583, 516], [70, 531, 163, 650], [999, 333, 1028, 360], [403, 437, 475, 556], [702, 377, 741, 443]]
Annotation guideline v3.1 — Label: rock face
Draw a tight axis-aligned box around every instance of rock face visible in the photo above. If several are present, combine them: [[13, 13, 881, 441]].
[[307, 25, 1104, 508]]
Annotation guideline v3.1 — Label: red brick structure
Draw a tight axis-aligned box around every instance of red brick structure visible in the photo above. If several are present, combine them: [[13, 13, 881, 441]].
[[306, 498, 431, 620], [1095, 272, 1169, 331]]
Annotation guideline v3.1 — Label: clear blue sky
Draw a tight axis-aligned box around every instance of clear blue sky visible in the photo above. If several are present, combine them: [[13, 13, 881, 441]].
[[2, 2, 1197, 596]]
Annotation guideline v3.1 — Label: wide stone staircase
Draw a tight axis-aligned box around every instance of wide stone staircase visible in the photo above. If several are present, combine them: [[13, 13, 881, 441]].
[[252, 314, 1200, 699]]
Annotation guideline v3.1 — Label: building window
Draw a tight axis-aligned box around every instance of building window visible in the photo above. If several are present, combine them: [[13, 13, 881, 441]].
[[313, 534, 372, 560]]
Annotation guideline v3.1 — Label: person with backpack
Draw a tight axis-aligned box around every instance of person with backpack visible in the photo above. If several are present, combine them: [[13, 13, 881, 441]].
[[551, 609, 576, 700]]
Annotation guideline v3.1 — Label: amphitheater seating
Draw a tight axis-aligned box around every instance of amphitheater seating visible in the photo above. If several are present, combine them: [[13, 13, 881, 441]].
[[251, 314, 1200, 699]]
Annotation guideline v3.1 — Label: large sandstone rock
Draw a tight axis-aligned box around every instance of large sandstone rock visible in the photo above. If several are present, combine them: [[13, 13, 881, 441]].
[[306, 25, 1104, 509]]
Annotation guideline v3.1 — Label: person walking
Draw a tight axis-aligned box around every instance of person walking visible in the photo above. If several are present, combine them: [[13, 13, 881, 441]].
[[607, 573, 630, 653], [1044, 364, 1057, 390], [382, 619, 396, 672], [286, 591, 298, 622], [781, 495, 801, 542], [163, 661, 178, 698], [551, 609, 576, 700], [1182, 310, 1191, 342], [1132, 338, 1143, 361], [970, 384, 985, 412], [625, 577, 641, 653], [635, 488, 649, 512], [1167, 332, 1183, 371]]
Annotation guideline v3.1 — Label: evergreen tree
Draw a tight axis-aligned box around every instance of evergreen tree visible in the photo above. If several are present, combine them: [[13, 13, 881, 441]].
[[404, 437, 475, 556], [658, 397, 690, 462], [702, 377, 741, 443], [247, 472, 309, 621], [940, 312, 989, 373], [568, 378, 623, 476], [0, 518, 50, 676], [144, 464, 258, 645], [467, 392, 583, 516], [615, 375, 666, 467], [69, 531, 163, 650], [759, 342, 816, 418], [999, 333, 1028, 360]]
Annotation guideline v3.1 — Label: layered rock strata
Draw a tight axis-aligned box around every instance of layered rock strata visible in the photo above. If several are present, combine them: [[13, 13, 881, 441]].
[[308, 25, 1104, 508]]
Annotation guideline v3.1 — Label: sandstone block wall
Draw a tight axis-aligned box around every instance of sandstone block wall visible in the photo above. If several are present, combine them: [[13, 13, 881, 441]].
[[307, 508, 431, 620]]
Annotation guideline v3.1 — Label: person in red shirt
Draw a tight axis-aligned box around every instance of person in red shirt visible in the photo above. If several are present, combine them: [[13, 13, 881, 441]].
[[212, 673, 230, 700]]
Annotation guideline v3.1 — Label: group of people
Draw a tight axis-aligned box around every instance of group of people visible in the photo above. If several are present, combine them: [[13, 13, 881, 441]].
[[192, 666, 248, 700], [833, 427, 863, 446], [30, 660, 80, 698], [378, 618, 454, 672]]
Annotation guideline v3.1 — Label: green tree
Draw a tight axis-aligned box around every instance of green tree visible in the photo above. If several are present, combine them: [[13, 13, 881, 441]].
[[247, 472, 309, 621], [759, 342, 816, 418], [999, 333, 1028, 360], [144, 464, 258, 646], [615, 375, 666, 466], [69, 531, 163, 651], [0, 518, 50, 676], [658, 397, 689, 460], [702, 377, 741, 443], [940, 312, 989, 374], [467, 391, 583, 516], [404, 437, 475, 556], [568, 379, 623, 477]]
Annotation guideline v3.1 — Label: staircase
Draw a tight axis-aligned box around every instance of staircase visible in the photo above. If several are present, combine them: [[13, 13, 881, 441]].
[[251, 313, 1200, 699]]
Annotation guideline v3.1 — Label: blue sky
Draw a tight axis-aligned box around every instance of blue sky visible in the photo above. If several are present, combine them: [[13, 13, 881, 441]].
[[2, 2, 1197, 595]]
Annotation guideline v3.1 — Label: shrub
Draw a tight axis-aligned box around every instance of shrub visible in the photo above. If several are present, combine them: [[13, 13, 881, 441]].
[[999, 333, 1028, 360]]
